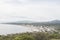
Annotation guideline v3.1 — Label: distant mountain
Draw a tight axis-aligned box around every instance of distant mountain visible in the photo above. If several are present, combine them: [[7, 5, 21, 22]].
[[2, 20, 60, 26], [16, 20, 60, 23], [2, 20, 36, 24], [49, 20, 60, 24], [14, 20, 36, 23]]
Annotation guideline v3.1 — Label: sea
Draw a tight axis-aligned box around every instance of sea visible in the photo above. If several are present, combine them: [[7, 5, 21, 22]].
[[0, 24, 32, 35]]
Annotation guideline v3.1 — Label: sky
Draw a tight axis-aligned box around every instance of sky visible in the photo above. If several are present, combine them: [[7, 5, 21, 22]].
[[0, 0, 60, 22]]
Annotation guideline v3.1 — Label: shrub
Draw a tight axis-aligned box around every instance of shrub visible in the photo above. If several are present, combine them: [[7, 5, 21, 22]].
[[33, 32, 50, 40], [14, 34, 35, 40]]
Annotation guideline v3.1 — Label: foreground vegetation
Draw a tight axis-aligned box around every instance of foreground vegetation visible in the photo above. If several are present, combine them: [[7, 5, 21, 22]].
[[51, 39, 60, 40], [0, 32, 60, 40]]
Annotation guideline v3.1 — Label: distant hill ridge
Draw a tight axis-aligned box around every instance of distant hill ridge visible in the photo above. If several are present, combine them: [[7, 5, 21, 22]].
[[2, 20, 60, 24], [49, 20, 60, 23]]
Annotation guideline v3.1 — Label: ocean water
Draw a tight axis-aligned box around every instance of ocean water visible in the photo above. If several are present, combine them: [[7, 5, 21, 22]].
[[0, 24, 32, 35]]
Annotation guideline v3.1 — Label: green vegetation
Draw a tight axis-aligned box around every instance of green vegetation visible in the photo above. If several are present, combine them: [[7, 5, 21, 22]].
[[0, 32, 60, 40], [14, 34, 35, 40], [51, 39, 60, 40]]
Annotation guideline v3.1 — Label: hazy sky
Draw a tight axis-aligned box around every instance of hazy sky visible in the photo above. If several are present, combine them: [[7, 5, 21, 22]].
[[0, 0, 60, 22]]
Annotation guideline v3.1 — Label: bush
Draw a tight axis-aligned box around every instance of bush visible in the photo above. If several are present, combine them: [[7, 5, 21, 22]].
[[0, 32, 60, 40], [14, 34, 35, 40], [49, 33, 60, 39], [33, 32, 50, 40]]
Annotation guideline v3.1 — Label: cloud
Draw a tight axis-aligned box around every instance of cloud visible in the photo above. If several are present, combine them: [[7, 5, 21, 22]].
[[0, 0, 60, 22]]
